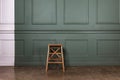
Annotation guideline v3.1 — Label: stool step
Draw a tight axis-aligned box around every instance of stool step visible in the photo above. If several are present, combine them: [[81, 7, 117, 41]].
[[48, 58, 62, 60], [49, 53, 62, 54], [48, 62, 63, 64]]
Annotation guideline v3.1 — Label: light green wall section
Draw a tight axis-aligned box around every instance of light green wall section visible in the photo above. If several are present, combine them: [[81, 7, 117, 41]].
[[15, 0, 120, 66]]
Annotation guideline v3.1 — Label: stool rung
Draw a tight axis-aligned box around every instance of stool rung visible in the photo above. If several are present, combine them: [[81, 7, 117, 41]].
[[49, 53, 62, 54], [48, 62, 63, 64], [48, 58, 62, 60]]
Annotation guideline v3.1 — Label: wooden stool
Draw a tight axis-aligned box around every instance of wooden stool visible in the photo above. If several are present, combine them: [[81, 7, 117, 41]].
[[46, 44, 65, 72]]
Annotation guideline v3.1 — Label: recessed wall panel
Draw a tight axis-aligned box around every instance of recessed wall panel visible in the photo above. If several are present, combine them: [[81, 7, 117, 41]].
[[97, 40, 120, 56], [97, 0, 119, 24], [33, 40, 55, 56], [32, 0, 57, 24], [32, 39, 55, 65], [15, 40, 25, 56], [15, 0, 25, 24], [65, 39, 88, 58], [0, 40, 14, 56], [0, 0, 14, 24], [64, 0, 89, 24]]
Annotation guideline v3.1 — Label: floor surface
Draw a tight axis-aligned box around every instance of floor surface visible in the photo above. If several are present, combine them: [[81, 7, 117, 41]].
[[0, 66, 120, 80]]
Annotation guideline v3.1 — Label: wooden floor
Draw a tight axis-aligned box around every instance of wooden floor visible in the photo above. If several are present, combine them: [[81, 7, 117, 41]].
[[0, 66, 120, 80]]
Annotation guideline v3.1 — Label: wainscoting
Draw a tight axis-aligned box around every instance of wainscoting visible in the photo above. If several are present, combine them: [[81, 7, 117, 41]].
[[15, 0, 120, 66]]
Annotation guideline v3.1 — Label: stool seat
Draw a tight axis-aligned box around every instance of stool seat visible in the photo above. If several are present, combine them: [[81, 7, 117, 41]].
[[46, 44, 65, 72]]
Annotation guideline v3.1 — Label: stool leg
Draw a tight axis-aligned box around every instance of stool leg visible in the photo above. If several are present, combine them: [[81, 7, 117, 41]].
[[46, 52, 49, 72], [62, 62, 65, 72], [62, 54, 65, 72], [46, 62, 48, 72]]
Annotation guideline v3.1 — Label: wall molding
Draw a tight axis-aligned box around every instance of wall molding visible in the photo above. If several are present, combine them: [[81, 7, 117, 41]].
[[15, 30, 120, 34], [0, 30, 14, 34]]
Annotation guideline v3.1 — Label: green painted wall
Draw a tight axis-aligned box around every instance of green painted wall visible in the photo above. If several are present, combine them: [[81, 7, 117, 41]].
[[15, 0, 120, 66]]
